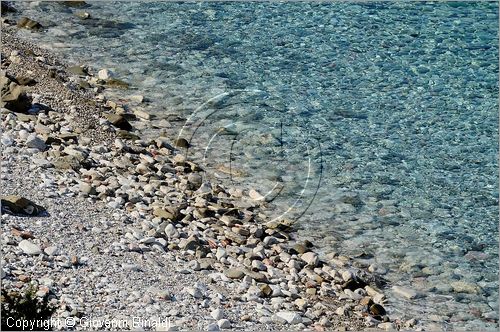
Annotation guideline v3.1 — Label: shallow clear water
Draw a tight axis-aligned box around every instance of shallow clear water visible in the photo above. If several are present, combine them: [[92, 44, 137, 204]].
[[10, 1, 499, 329]]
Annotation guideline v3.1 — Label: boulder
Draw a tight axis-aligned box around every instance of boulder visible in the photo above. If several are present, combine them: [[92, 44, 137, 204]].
[[1, 74, 32, 113], [104, 113, 132, 131], [1, 195, 45, 216]]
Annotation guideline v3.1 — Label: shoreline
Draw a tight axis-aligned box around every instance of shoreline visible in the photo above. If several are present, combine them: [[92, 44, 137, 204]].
[[4, 2, 498, 331], [0, 9, 404, 332], [0, 13, 400, 332]]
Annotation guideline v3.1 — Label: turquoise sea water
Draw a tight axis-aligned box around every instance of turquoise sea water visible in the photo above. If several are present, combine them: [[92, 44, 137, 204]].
[[10, 1, 499, 329]]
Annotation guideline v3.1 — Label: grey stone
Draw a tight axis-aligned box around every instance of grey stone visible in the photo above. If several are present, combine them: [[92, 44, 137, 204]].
[[275, 311, 302, 324], [186, 287, 203, 299], [26, 134, 47, 151], [211, 308, 223, 320], [224, 268, 245, 280], [217, 319, 230, 329], [44, 246, 59, 256]]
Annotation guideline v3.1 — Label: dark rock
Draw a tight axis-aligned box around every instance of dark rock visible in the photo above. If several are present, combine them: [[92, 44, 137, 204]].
[[1, 195, 45, 216], [105, 113, 132, 131], [174, 138, 189, 148], [1, 2, 16, 13], [369, 303, 386, 317], [290, 243, 308, 255], [342, 278, 367, 291], [260, 284, 272, 297], [179, 235, 201, 251], [17, 17, 42, 30], [59, 1, 88, 8]]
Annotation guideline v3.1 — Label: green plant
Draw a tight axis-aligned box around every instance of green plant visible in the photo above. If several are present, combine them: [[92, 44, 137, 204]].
[[1, 286, 56, 331]]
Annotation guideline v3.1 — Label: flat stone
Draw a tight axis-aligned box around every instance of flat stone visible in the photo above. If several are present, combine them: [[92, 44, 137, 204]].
[[179, 235, 201, 251], [369, 303, 386, 316], [244, 270, 267, 282], [252, 259, 267, 271], [224, 231, 246, 245], [224, 268, 245, 280], [153, 208, 175, 220], [18, 240, 41, 255], [79, 182, 96, 195], [122, 264, 141, 272], [392, 286, 418, 299], [342, 270, 354, 282], [134, 109, 150, 120], [26, 134, 47, 151]]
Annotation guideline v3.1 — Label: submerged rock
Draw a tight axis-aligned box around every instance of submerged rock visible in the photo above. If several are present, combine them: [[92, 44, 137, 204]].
[[392, 285, 419, 299], [17, 17, 42, 30]]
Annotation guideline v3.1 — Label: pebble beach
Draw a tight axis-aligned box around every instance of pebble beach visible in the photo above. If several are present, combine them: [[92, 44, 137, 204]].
[[1, 3, 401, 331], [1, 2, 498, 331]]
